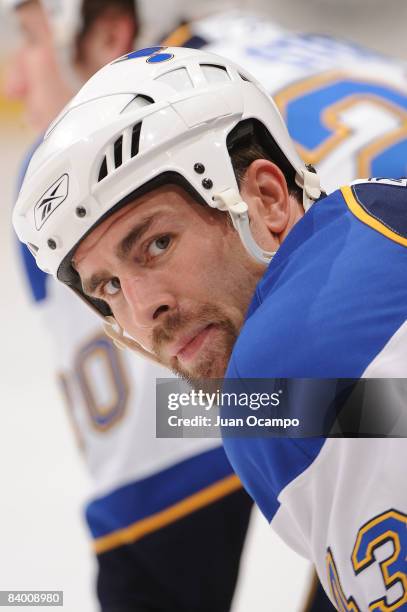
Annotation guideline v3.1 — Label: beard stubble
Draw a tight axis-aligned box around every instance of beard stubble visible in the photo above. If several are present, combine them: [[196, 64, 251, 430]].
[[152, 303, 240, 381]]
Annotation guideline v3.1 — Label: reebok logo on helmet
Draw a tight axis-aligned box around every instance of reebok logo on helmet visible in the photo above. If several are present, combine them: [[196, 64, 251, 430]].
[[34, 174, 69, 230]]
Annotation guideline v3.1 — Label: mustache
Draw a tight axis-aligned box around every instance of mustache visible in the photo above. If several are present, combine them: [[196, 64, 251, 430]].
[[152, 304, 235, 356]]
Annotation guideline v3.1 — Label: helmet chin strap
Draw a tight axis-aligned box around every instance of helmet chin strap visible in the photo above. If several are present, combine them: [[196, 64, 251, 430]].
[[104, 316, 162, 364], [212, 189, 275, 265], [212, 167, 322, 264]]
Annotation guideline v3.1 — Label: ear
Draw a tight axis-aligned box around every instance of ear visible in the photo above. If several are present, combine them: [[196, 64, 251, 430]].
[[240, 159, 291, 234]]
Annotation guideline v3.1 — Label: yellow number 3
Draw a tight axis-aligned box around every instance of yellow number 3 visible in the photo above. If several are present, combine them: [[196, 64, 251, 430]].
[[352, 509, 407, 611]]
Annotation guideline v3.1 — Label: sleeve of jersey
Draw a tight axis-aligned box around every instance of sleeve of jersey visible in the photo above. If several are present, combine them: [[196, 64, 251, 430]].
[[15, 139, 48, 303]]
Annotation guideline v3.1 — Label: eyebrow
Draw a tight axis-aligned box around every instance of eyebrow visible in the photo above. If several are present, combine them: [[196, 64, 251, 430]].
[[82, 271, 112, 297], [115, 214, 157, 260], [81, 214, 159, 297]]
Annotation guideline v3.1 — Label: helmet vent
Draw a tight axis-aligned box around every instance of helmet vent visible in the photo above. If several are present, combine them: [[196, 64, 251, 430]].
[[27, 242, 39, 256], [97, 122, 142, 183], [201, 64, 230, 84], [134, 94, 154, 106], [98, 156, 108, 182], [121, 95, 154, 114], [156, 68, 193, 91], [131, 123, 141, 158], [239, 73, 251, 82], [114, 136, 123, 168]]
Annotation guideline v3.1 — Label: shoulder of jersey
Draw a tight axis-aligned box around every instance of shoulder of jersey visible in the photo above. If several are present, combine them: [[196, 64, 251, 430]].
[[342, 178, 407, 248], [227, 180, 407, 379]]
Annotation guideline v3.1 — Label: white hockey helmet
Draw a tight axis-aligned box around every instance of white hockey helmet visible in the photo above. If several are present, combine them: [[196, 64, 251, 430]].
[[13, 46, 321, 320]]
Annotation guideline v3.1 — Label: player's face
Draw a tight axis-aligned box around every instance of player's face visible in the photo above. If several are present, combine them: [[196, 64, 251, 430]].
[[74, 185, 265, 379], [4, 0, 72, 131]]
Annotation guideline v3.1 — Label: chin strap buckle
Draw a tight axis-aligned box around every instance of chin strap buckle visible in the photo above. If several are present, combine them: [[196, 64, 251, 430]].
[[299, 165, 322, 211], [212, 188, 248, 218], [104, 316, 128, 350], [104, 316, 161, 364]]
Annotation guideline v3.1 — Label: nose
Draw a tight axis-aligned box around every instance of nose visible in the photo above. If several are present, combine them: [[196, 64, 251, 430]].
[[120, 275, 177, 329], [3, 51, 27, 100]]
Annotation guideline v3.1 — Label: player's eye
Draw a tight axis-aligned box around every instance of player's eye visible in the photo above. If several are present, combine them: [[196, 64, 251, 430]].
[[104, 277, 121, 296], [148, 235, 171, 257]]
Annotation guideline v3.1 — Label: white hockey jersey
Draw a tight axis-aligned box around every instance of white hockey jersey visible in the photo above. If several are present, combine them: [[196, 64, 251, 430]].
[[166, 10, 407, 189]]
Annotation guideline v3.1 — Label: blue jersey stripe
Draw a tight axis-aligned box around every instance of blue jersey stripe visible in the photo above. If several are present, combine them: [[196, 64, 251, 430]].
[[86, 446, 236, 539]]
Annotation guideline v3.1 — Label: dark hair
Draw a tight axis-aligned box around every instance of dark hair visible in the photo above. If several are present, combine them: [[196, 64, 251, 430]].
[[227, 118, 303, 202], [76, 0, 137, 50]]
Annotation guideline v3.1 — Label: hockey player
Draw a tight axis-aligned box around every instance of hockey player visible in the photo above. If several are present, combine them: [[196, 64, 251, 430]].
[[7, 2, 407, 610], [13, 45, 407, 611]]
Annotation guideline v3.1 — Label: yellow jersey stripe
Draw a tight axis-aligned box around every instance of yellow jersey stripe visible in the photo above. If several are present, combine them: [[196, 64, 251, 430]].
[[341, 185, 407, 248], [162, 24, 192, 47], [93, 473, 242, 554]]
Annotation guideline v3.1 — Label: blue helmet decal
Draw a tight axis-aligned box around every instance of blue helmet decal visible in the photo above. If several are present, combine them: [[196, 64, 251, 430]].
[[113, 47, 174, 64]]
